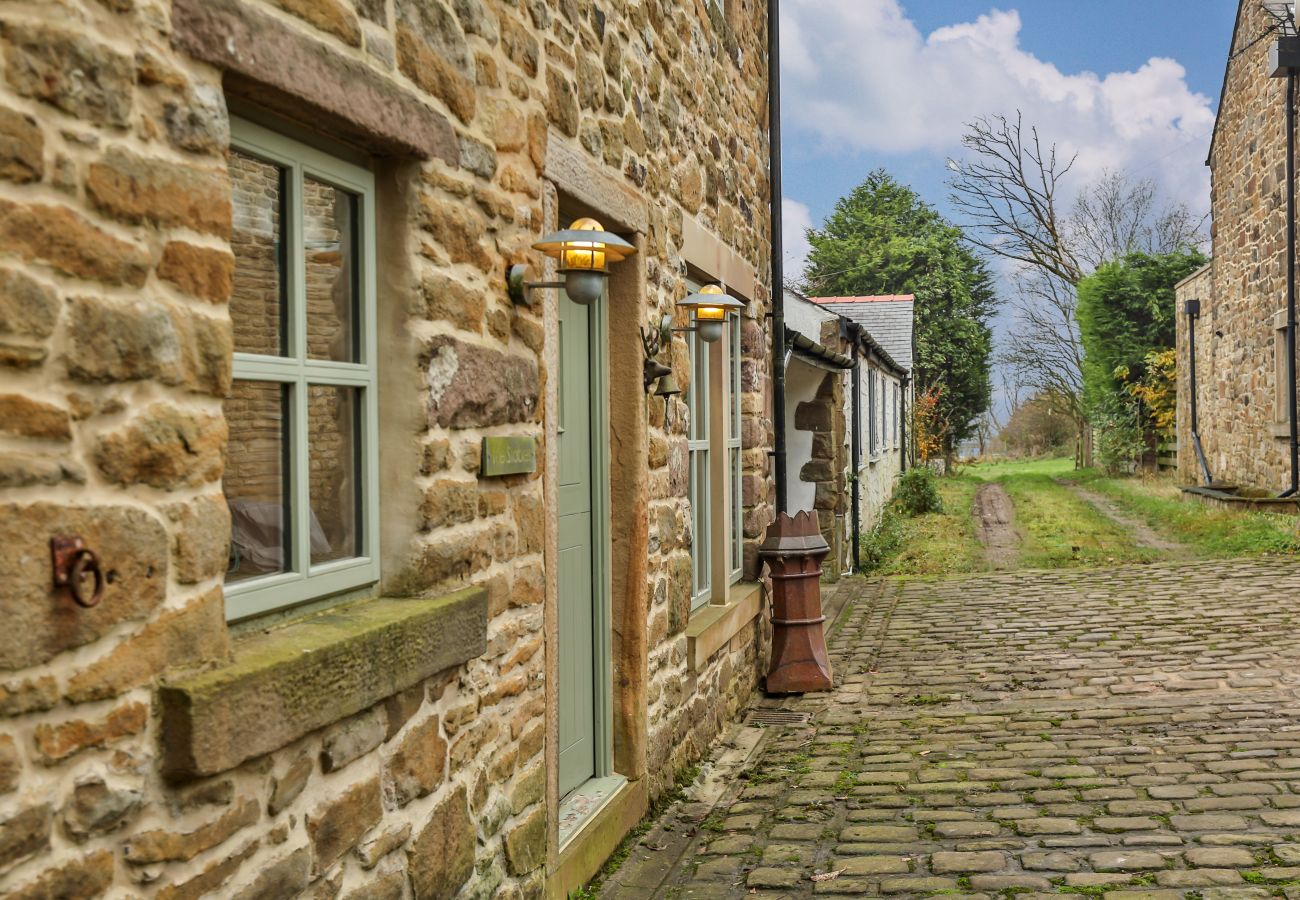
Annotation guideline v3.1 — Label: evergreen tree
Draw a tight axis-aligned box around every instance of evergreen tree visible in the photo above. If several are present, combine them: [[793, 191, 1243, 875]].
[[802, 170, 998, 455]]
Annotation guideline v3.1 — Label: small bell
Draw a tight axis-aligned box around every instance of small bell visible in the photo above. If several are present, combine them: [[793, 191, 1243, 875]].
[[644, 359, 672, 393], [654, 373, 682, 398]]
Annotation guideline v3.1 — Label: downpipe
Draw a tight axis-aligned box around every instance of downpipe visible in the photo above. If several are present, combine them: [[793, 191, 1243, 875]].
[[1285, 71, 1299, 497], [1185, 299, 1213, 487]]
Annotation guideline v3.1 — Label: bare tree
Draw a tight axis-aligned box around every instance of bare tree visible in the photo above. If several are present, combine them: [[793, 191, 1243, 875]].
[[950, 112, 1208, 466], [948, 113, 1083, 284]]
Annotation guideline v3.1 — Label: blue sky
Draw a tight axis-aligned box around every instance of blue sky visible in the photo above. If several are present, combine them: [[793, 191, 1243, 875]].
[[781, 0, 1236, 277]]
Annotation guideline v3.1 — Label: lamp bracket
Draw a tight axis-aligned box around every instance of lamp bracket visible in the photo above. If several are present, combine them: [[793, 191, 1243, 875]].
[[658, 313, 703, 342], [506, 264, 565, 305]]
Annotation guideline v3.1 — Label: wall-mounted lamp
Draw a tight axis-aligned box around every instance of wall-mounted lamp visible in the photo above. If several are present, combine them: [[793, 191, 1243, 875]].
[[507, 217, 636, 306], [660, 283, 746, 345]]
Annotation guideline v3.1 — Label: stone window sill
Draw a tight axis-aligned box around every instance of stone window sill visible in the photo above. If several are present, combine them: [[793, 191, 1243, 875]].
[[1273, 423, 1292, 439], [158, 587, 487, 779], [685, 582, 764, 672]]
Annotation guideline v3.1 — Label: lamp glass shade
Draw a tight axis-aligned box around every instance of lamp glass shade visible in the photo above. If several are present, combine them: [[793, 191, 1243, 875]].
[[532, 217, 636, 275], [680, 283, 746, 318]]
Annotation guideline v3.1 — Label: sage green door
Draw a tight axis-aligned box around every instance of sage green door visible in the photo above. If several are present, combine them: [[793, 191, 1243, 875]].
[[558, 288, 597, 797]]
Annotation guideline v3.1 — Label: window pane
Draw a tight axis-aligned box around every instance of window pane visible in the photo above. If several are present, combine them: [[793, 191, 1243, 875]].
[[226, 380, 290, 583], [304, 178, 360, 363], [689, 334, 708, 441], [730, 446, 742, 574], [230, 150, 287, 357], [309, 385, 361, 566], [690, 448, 711, 603], [729, 315, 741, 441]]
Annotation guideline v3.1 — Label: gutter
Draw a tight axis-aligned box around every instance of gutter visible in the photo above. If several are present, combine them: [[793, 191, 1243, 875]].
[[769, 0, 788, 515]]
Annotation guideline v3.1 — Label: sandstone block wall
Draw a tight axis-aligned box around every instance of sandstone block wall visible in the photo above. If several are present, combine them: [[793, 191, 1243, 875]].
[[0, 0, 775, 898], [1178, 1, 1296, 491]]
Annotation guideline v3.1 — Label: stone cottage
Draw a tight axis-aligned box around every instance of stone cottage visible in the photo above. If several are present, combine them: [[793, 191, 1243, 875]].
[[0, 0, 777, 897], [783, 291, 909, 575], [1176, 1, 1297, 492]]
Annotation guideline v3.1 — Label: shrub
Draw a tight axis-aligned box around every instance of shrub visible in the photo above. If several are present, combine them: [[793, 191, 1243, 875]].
[[895, 467, 943, 516], [859, 507, 904, 572]]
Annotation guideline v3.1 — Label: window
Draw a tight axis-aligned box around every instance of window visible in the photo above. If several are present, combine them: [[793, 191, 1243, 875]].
[[687, 315, 712, 609], [1277, 310, 1292, 429], [868, 368, 878, 458], [893, 383, 900, 449], [727, 312, 743, 584], [686, 280, 746, 610], [224, 119, 379, 621]]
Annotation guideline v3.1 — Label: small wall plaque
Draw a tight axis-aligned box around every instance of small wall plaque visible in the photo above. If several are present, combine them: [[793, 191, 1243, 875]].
[[480, 436, 537, 477]]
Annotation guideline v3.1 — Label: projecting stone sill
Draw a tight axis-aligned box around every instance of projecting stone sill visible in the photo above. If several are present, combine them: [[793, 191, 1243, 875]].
[[685, 582, 764, 672], [158, 587, 487, 779]]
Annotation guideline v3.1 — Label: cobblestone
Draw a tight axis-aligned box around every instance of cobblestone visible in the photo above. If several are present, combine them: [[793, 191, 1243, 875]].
[[641, 560, 1300, 898]]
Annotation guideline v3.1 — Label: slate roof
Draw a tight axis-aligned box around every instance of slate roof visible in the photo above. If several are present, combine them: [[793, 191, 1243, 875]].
[[809, 296, 915, 371]]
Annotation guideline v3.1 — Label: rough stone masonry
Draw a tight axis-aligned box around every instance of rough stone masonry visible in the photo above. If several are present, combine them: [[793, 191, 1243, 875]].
[[0, 0, 777, 897]]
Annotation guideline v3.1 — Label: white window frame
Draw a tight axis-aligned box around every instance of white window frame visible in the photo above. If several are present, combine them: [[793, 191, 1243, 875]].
[[868, 368, 879, 459], [687, 309, 712, 610], [727, 312, 743, 585], [225, 118, 380, 621]]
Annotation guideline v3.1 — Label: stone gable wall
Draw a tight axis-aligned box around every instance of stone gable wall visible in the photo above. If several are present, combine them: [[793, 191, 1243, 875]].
[[0, 0, 774, 898], [1178, 1, 1295, 490]]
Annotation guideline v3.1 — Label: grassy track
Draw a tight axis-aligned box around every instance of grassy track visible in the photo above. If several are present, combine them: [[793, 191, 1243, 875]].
[[859, 456, 1300, 577]]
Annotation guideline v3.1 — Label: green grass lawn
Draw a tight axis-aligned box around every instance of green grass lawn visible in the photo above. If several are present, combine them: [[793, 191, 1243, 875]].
[[1071, 469, 1300, 557], [858, 455, 1300, 578]]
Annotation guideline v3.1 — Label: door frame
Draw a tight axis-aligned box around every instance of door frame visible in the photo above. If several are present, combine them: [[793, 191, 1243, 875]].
[[585, 284, 614, 783]]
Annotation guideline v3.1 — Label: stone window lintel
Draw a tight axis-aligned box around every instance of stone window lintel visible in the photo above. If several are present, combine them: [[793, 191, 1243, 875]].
[[158, 586, 487, 779]]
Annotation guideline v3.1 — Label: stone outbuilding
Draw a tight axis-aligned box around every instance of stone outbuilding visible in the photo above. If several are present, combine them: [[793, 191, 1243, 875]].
[[0, 0, 778, 897], [1176, 1, 1298, 494], [783, 292, 911, 575]]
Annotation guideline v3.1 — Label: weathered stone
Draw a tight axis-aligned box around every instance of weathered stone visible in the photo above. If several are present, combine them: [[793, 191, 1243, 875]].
[[124, 798, 258, 864], [510, 763, 544, 815], [357, 822, 411, 869], [421, 479, 479, 530], [342, 868, 406, 900], [307, 777, 381, 872], [422, 273, 485, 333], [64, 296, 184, 384], [0, 804, 50, 872], [0, 453, 85, 488], [3, 25, 133, 127], [424, 336, 539, 428], [0, 107, 43, 183], [794, 400, 831, 432], [0, 267, 57, 339], [321, 706, 386, 772], [158, 589, 487, 778], [409, 786, 474, 900], [930, 850, 1007, 874], [0, 199, 150, 286], [504, 806, 545, 875], [87, 149, 231, 236], [0, 394, 71, 440], [267, 755, 313, 817], [272, 0, 362, 46], [5, 849, 113, 900], [66, 588, 228, 703], [1, 503, 167, 669], [61, 776, 143, 841], [387, 714, 448, 806], [458, 133, 497, 178], [1090, 850, 1168, 872], [95, 404, 226, 489], [383, 683, 425, 739], [545, 66, 579, 136], [394, 0, 476, 123], [158, 242, 235, 303], [0, 676, 58, 717], [163, 82, 229, 154], [421, 199, 492, 270], [156, 838, 259, 900], [0, 735, 17, 794], [228, 846, 311, 900], [162, 494, 232, 585], [173, 0, 457, 163]]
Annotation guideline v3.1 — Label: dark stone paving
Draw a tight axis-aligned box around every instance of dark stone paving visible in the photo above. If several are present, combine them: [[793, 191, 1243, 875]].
[[632, 559, 1300, 899]]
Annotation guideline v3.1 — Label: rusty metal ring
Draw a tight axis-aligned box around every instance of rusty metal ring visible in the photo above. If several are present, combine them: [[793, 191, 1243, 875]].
[[68, 549, 105, 609]]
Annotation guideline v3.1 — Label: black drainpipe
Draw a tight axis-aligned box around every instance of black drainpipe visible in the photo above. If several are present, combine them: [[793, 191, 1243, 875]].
[[1185, 299, 1213, 486], [768, 0, 788, 514], [1285, 70, 1299, 496], [900, 375, 910, 473], [850, 340, 862, 571]]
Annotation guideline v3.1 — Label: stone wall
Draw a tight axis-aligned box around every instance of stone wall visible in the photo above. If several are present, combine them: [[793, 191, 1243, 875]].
[[0, 1, 774, 899], [1177, 0, 1295, 490]]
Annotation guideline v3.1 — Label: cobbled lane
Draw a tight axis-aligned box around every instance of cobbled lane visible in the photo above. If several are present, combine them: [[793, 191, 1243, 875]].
[[655, 559, 1300, 899]]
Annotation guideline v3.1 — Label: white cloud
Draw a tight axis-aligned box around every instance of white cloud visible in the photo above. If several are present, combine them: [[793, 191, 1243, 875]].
[[782, 2, 1215, 214], [783, 197, 814, 282]]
